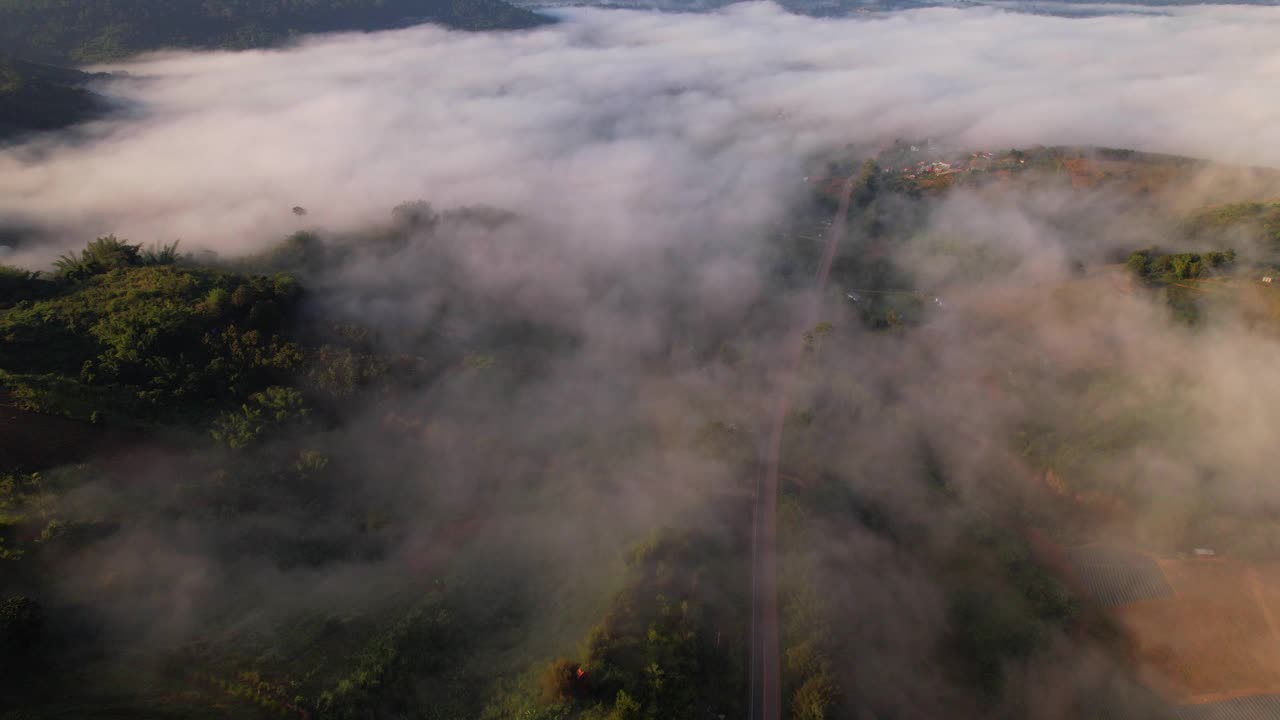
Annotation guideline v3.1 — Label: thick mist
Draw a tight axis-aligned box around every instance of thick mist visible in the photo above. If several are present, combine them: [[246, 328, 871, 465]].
[[1, 2, 1279, 261], [4, 2, 1280, 718]]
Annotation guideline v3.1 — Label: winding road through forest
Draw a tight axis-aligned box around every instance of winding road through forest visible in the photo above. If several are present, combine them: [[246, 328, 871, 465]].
[[748, 176, 857, 720]]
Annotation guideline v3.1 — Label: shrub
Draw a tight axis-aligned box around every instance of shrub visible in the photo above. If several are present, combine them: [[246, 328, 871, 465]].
[[792, 672, 840, 720], [540, 658, 582, 704], [211, 386, 309, 449], [202, 287, 231, 316], [0, 596, 44, 658], [54, 235, 142, 280], [609, 690, 642, 720], [142, 240, 181, 266]]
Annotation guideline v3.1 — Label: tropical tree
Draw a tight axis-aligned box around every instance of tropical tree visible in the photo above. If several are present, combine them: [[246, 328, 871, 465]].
[[54, 235, 141, 280]]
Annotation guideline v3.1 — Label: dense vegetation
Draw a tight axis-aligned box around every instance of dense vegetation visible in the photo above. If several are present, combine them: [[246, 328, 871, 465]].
[[0, 237, 305, 426], [0, 209, 741, 717], [0, 0, 552, 65], [0, 228, 463, 714], [0, 53, 106, 140], [1124, 248, 1236, 286], [775, 399, 1097, 716], [1123, 247, 1239, 324], [3, 148, 1277, 718], [484, 529, 747, 720]]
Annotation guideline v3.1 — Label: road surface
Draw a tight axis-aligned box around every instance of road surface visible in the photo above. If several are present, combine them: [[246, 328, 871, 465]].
[[748, 177, 857, 720]]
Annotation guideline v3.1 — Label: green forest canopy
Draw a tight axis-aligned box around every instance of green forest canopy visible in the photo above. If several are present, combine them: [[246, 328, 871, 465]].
[[3, 153, 1274, 716], [0, 54, 105, 138]]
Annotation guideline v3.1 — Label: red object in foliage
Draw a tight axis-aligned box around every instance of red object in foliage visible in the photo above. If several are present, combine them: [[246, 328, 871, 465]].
[[576, 668, 586, 679]]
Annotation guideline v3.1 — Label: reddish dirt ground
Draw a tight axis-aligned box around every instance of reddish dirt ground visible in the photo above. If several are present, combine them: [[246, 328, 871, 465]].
[[1113, 558, 1280, 703]]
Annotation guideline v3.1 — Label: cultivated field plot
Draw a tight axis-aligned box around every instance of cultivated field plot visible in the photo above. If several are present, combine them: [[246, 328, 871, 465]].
[[1174, 694, 1280, 720], [1115, 560, 1280, 701], [1066, 543, 1173, 606]]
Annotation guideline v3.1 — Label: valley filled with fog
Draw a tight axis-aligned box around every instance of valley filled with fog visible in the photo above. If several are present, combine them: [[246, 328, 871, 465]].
[[514, 0, 1279, 17], [2, 2, 1280, 719]]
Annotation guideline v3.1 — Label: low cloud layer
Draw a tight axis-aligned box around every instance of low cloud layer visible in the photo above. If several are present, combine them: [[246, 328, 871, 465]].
[[1, 2, 1279, 260], [5, 3, 1280, 715]]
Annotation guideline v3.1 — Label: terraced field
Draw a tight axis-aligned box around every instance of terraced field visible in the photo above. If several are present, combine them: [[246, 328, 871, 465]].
[[1067, 544, 1173, 606]]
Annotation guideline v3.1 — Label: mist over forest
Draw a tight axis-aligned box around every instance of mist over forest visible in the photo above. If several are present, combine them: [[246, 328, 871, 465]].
[[3, 3, 1280, 720], [512, 0, 1280, 16]]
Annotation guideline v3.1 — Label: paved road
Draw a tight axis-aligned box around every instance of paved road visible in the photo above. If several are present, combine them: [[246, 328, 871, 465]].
[[748, 177, 857, 720]]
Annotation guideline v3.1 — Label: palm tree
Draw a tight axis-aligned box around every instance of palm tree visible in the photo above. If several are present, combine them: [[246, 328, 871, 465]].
[[54, 235, 178, 280], [54, 235, 142, 280]]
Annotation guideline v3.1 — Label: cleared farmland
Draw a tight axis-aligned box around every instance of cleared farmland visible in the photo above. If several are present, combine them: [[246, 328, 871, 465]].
[[1115, 560, 1280, 701], [1067, 544, 1174, 606]]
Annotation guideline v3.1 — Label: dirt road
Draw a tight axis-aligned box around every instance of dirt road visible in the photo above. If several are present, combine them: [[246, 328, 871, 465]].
[[748, 177, 856, 720]]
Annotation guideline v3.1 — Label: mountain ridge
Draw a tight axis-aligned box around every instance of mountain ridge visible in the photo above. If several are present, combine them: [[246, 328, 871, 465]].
[[0, 0, 552, 140], [0, 54, 109, 141], [0, 0, 553, 66]]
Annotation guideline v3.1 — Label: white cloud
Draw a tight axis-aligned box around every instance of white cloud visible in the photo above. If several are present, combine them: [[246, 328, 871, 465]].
[[0, 2, 1277, 260]]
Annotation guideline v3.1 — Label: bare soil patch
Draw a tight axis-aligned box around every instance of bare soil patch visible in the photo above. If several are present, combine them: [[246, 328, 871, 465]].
[[1114, 558, 1280, 702]]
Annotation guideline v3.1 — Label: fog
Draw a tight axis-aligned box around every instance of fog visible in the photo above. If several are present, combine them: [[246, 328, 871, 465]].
[[5, 2, 1280, 718], [1, 2, 1279, 261]]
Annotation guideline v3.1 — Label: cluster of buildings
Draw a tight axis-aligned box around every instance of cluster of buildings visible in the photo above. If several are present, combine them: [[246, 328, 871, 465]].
[[899, 160, 956, 180], [897, 151, 1009, 180], [806, 147, 1033, 196]]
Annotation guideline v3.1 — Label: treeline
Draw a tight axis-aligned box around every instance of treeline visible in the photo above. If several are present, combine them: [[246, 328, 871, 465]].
[[1123, 247, 1237, 325], [0, 0, 552, 65], [0, 236, 310, 427], [1125, 248, 1236, 286]]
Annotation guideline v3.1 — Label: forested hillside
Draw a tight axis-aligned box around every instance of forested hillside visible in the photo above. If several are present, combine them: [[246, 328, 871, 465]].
[[0, 0, 552, 65], [4, 150, 1280, 718], [0, 54, 106, 140], [0, 1, 550, 138]]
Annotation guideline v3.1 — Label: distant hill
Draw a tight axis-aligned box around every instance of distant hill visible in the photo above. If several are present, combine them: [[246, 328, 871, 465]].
[[0, 0, 551, 138], [513, 0, 1275, 17], [0, 55, 107, 141], [0, 0, 553, 65]]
